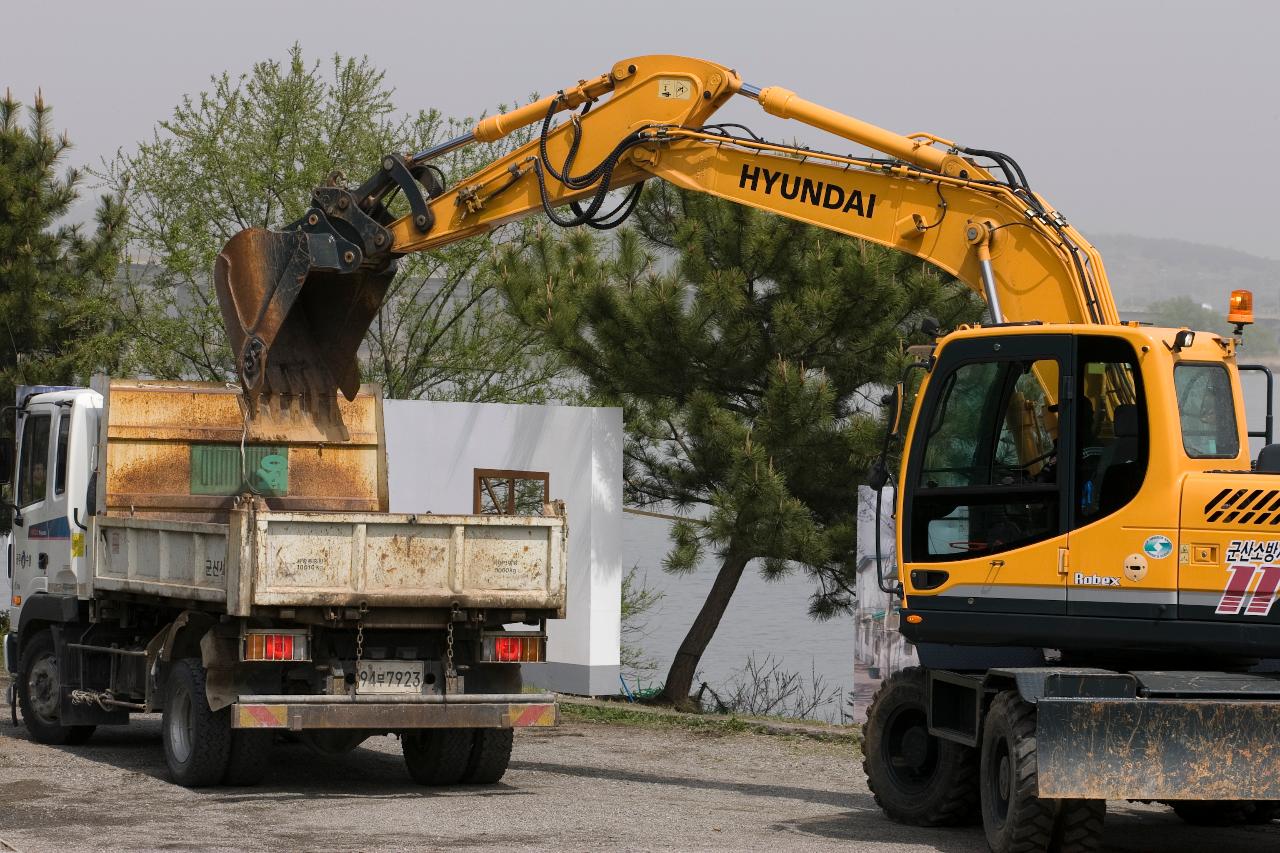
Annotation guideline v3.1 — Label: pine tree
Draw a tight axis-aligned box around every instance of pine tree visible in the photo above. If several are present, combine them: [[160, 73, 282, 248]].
[[493, 183, 982, 707], [0, 89, 127, 407]]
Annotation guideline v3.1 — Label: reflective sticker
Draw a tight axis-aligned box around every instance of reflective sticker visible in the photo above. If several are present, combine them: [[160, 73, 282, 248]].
[[1124, 553, 1149, 583], [236, 704, 288, 728], [1143, 535, 1174, 560], [508, 704, 557, 727], [71, 532, 84, 558]]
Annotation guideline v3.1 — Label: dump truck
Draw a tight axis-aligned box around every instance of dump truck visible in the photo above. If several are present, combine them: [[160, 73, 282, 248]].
[[3, 377, 565, 787]]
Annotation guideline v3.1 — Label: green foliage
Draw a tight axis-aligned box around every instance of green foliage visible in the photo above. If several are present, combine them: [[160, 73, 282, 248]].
[[0, 90, 127, 406], [620, 565, 664, 678], [99, 46, 569, 401], [494, 183, 981, 619]]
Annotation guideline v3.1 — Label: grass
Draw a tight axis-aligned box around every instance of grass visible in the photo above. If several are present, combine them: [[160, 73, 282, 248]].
[[560, 698, 862, 747]]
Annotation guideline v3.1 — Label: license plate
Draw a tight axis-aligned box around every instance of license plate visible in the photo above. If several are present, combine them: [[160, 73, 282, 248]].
[[355, 660, 425, 694]]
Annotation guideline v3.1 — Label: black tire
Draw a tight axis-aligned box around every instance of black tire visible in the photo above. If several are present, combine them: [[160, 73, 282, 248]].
[[1050, 798, 1106, 853], [462, 728, 514, 784], [17, 631, 96, 746], [1167, 800, 1257, 826], [980, 691, 1057, 853], [1247, 802, 1280, 824], [162, 658, 231, 787], [223, 730, 273, 786], [402, 728, 475, 786], [861, 667, 979, 826]]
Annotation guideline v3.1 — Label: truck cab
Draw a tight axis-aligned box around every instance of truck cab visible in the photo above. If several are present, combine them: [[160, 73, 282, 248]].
[[5, 387, 100, 637]]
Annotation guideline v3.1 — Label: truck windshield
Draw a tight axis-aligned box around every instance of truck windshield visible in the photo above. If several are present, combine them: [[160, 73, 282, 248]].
[[1174, 363, 1239, 459]]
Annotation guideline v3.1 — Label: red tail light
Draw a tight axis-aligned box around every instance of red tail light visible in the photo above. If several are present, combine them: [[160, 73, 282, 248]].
[[482, 633, 545, 663], [243, 630, 309, 662], [495, 637, 521, 662]]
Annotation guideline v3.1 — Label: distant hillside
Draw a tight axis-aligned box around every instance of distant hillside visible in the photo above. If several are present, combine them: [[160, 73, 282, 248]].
[[1091, 234, 1280, 315]]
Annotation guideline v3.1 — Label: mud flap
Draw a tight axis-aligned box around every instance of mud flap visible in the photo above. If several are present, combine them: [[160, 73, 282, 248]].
[[1036, 698, 1280, 799]]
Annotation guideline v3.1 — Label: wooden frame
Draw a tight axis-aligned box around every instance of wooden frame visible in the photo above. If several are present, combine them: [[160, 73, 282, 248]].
[[473, 468, 550, 515]]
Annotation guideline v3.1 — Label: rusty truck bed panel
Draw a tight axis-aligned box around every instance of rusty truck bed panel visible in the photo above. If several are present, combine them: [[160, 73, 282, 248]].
[[93, 377, 387, 523], [240, 511, 566, 610], [92, 516, 231, 603], [89, 507, 567, 614]]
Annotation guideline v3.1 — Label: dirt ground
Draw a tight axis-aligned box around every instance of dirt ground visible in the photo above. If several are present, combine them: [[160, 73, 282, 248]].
[[0, 708, 1278, 853]]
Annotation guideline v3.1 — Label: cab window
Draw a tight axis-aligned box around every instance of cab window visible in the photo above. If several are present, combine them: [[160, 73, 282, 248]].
[[1074, 337, 1147, 522], [1174, 363, 1239, 459], [17, 414, 51, 507], [913, 357, 1061, 562], [54, 413, 71, 495]]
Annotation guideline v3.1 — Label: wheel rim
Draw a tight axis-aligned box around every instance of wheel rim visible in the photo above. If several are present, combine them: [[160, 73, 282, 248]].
[[881, 705, 939, 793], [27, 653, 60, 722], [989, 737, 1012, 825], [168, 685, 193, 764]]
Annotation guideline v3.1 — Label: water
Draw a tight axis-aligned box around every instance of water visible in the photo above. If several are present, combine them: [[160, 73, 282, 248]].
[[621, 512, 855, 720]]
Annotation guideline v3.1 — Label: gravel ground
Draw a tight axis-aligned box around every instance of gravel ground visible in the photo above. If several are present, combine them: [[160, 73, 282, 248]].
[[1, 710, 1278, 853]]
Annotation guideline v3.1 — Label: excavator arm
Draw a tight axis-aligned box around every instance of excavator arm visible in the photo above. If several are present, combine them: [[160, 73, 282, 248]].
[[214, 54, 1117, 406]]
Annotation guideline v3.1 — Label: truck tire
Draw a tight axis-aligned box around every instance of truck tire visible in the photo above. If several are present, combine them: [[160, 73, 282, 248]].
[[462, 728, 514, 784], [1167, 800, 1257, 826], [862, 667, 979, 826], [162, 658, 231, 787], [1247, 802, 1280, 824], [223, 731, 273, 786], [17, 631, 95, 746], [980, 690, 1057, 853], [402, 728, 475, 786], [1050, 798, 1106, 853]]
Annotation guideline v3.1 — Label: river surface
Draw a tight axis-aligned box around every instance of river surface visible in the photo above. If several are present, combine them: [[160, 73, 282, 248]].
[[621, 512, 856, 722]]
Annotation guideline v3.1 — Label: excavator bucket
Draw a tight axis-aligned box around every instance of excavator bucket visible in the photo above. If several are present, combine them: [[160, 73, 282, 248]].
[[213, 227, 395, 407]]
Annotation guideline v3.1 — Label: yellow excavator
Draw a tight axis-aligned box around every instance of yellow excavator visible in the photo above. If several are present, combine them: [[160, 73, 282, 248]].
[[214, 55, 1280, 851]]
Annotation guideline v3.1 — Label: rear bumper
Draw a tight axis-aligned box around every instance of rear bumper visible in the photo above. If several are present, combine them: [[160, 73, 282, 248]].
[[231, 693, 559, 731], [1036, 697, 1280, 799]]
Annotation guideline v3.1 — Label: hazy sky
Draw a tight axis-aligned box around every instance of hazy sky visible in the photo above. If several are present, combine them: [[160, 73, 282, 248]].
[[6, 0, 1279, 261]]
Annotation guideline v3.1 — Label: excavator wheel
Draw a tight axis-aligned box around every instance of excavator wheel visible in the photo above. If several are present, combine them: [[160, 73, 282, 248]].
[[861, 667, 979, 826]]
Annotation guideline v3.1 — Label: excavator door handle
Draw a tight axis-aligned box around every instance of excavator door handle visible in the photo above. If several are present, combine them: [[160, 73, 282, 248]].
[[989, 559, 1006, 569]]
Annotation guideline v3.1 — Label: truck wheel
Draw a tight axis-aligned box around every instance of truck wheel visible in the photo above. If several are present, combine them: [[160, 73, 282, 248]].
[[402, 728, 475, 786], [18, 631, 95, 746], [1247, 802, 1280, 824], [1050, 798, 1106, 853], [462, 728, 514, 784], [1167, 800, 1256, 826], [980, 691, 1057, 853], [162, 658, 231, 787], [223, 731, 273, 786], [862, 667, 979, 826]]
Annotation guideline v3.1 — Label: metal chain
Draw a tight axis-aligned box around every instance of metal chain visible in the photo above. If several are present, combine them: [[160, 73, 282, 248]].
[[354, 602, 368, 671], [445, 620, 455, 678]]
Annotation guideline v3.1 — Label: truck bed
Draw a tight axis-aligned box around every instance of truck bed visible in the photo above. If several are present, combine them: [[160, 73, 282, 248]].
[[90, 506, 567, 616]]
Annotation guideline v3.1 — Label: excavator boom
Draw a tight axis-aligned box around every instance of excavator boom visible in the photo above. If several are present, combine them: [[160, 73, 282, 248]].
[[213, 54, 1113, 406]]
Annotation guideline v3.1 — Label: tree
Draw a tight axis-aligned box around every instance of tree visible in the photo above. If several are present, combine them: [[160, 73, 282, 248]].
[[492, 184, 981, 706], [99, 46, 568, 401], [0, 89, 126, 407], [1148, 295, 1277, 354]]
